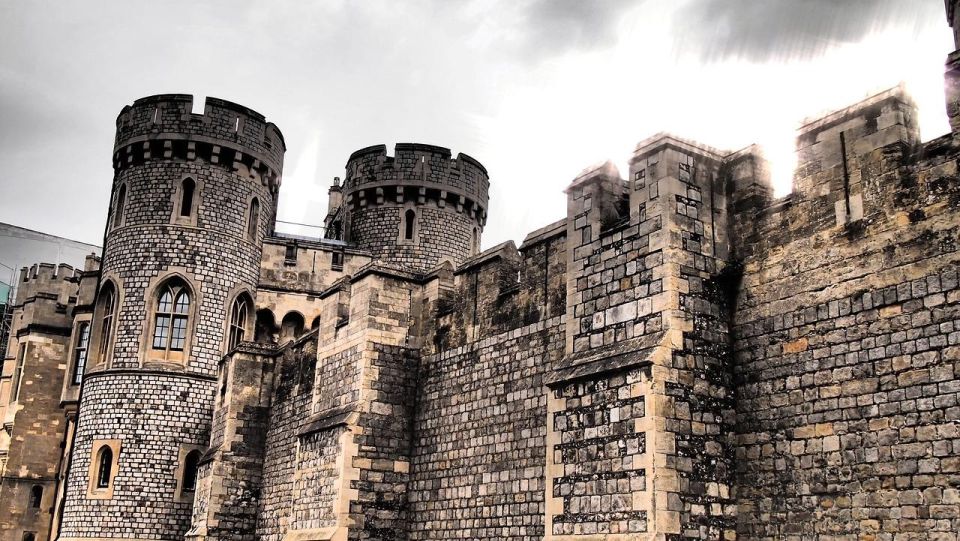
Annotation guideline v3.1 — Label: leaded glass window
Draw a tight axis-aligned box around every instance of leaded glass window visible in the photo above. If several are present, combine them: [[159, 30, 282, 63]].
[[152, 281, 191, 359]]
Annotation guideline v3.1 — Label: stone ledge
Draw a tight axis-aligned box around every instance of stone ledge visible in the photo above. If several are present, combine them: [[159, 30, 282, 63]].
[[547, 331, 665, 387], [298, 404, 359, 436]]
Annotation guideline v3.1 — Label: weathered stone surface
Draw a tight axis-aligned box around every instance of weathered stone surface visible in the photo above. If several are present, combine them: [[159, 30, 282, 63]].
[[9, 6, 960, 540]]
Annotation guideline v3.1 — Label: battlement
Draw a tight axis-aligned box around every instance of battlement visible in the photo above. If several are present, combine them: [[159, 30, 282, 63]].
[[794, 85, 917, 178], [113, 94, 285, 185], [20, 263, 79, 284], [724, 86, 928, 258], [14, 263, 80, 309], [628, 133, 727, 209], [343, 142, 489, 220]]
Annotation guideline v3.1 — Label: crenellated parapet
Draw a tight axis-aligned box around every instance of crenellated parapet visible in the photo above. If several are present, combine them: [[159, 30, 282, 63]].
[[343, 143, 488, 221], [16, 263, 81, 303], [727, 85, 923, 258], [341, 143, 490, 272], [113, 94, 285, 190]]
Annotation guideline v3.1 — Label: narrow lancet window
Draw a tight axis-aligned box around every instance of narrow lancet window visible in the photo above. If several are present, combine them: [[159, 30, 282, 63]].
[[228, 295, 250, 351], [404, 209, 415, 240], [97, 284, 116, 363], [96, 446, 113, 489], [180, 178, 195, 217], [114, 185, 126, 228], [247, 198, 260, 240], [72, 322, 90, 385], [182, 450, 201, 492]]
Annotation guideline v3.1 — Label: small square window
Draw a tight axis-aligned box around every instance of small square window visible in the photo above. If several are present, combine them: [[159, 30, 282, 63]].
[[284, 244, 298, 264], [634, 169, 646, 191]]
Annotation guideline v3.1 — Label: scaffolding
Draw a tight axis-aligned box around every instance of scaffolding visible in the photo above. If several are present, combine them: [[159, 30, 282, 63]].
[[0, 281, 10, 362]]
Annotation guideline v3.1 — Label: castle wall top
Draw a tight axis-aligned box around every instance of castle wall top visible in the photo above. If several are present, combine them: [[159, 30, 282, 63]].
[[631, 132, 727, 164], [114, 94, 286, 174], [15, 262, 80, 307], [343, 143, 489, 209], [795, 85, 917, 152]]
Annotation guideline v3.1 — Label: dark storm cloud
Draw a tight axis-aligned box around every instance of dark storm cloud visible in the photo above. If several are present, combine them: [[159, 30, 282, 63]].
[[674, 0, 944, 62], [518, 0, 646, 59]]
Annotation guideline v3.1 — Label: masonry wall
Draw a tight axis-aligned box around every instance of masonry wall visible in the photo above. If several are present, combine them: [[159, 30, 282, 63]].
[[0, 334, 70, 541], [59, 372, 214, 538], [547, 367, 651, 536], [730, 92, 960, 539], [347, 206, 476, 273], [634, 138, 739, 539], [254, 340, 316, 541], [408, 316, 565, 540]]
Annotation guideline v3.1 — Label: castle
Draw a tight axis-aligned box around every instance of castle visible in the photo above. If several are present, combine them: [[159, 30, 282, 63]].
[[2, 3, 960, 541]]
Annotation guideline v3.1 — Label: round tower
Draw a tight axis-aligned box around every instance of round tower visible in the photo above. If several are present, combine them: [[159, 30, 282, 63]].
[[342, 143, 489, 272], [58, 95, 284, 541]]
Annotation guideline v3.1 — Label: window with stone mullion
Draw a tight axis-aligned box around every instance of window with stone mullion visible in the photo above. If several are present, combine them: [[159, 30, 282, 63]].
[[97, 287, 116, 362], [72, 323, 90, 385], [152, 286, 190, 355], [228, 296, 248, 351]]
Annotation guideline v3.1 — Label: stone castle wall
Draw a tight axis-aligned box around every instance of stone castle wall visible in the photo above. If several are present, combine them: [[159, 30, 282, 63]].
[[0, 262, 96, 541], [188, 81, 959, 540], [59, 372, 214, 538], [408, 317, 565, 540], [729, 92, 960, 539], [11, 7, 960, 538], [254, 342, 316, 541]]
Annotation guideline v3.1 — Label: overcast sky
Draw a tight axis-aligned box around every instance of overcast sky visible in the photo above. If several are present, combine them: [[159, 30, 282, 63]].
[[0, 0, 952, 248]]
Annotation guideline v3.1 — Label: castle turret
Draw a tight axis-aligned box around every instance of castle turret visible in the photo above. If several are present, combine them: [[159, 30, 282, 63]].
[[342, 143, 489, 272], [58, 95, 284, 541]]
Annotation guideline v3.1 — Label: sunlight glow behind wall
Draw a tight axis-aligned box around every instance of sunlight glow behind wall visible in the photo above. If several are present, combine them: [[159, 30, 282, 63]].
[[476, 0, 952, 223]]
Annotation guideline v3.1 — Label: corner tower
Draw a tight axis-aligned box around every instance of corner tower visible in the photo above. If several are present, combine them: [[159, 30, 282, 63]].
[[58, 95, 284, 541], [342, 143, 489, 272]]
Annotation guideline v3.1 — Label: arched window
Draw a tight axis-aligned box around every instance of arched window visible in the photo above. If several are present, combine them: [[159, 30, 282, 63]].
[[247, 198, 260, 241], [152, 279, 191, 360], [96, 446, 113, 489], [255, 309, 277, 343], [404, 209, 416, 240], [311, 316, 321, 330], [113, 184, 127, 228], [180, 178, 196, 217], [29, 485, 42, 508], [182, 450, 202, 493], [72, 322, 90, 385], [472, 227, 479, 254], [96, 283, 116, 363], [228, 294, 251, 351], [280, 312, 305, 341]]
